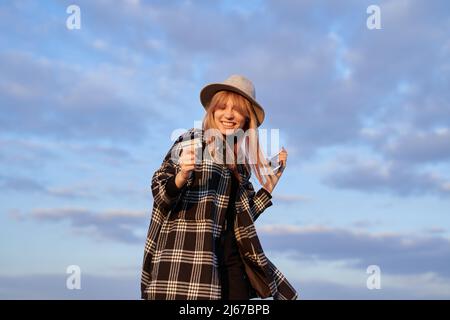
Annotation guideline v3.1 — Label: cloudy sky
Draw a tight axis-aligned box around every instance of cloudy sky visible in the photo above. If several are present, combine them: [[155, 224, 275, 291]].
[[1, 0, 449, 299]]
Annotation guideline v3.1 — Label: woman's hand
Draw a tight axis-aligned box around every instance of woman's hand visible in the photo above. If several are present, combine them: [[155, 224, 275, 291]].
[[276, 146, 287, 178], [175, 141, 197, 188], [263, 147, 288, 193]]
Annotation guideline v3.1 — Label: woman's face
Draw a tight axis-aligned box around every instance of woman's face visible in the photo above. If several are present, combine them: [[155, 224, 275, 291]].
[[213, 98, 247, 135]]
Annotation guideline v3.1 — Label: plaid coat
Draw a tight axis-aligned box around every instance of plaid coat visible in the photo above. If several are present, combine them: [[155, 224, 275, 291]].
[[141, 128, 298, 300]]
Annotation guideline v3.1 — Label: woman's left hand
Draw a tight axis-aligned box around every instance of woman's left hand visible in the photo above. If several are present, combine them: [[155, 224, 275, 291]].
[[263, 147, 288, 193], [275, 146, 287, 178]]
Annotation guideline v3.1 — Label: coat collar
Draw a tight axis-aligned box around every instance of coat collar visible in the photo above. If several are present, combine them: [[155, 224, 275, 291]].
[[196, 128, 252, 183]]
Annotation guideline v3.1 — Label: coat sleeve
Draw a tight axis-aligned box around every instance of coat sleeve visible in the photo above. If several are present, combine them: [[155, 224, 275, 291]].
[[150, 133, 187, 211], [141, 131, 192, 298], [242, 179, 273, 222]]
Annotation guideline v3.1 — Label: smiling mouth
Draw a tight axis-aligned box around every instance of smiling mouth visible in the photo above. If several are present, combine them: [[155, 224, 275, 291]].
[[221, 121, 236, 128]]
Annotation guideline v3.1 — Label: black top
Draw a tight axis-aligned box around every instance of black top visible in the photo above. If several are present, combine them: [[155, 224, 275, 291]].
[[224, 171, 239, 232], [219, 172, 243, 268]]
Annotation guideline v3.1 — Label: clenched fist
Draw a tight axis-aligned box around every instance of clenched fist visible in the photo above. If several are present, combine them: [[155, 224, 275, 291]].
[[175, 140, 198, 188]]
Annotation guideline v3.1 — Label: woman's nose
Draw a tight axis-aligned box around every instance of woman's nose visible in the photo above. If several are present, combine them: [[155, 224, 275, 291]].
[[224, 108, 234, 119]]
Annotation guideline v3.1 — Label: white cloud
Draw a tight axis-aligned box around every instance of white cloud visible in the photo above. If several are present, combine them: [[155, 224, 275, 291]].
[[258, 224, 450, 279]]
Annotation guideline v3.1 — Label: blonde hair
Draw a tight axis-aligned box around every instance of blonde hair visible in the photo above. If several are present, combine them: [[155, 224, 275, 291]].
[[202, 90, 275, 189]]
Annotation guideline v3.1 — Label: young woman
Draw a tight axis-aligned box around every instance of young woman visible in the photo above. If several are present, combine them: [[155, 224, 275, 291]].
[[141, 75, 298, 300]]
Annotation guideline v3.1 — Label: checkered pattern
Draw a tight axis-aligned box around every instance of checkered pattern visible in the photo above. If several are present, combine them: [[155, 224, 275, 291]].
[[141, 128, 298, 300]]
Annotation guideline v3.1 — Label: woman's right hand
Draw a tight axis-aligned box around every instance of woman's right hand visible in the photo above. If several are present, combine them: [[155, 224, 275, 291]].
[[175, 141, 197, 188]]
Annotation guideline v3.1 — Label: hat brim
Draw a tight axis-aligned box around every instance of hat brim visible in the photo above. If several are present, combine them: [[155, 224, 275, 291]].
[[200, 83, 265, 126]]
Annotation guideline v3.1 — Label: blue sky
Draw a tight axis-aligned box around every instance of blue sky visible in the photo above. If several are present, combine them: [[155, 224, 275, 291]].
[[1, 0, 449, 299]]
